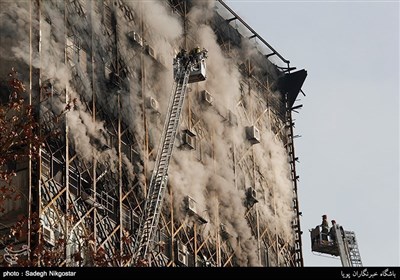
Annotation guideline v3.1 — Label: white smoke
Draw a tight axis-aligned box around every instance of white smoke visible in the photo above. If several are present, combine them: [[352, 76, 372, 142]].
[[254, 128, 296, 244], [124, 0, 182, 43], [0, 1, 33, 63], [1, 1, 123, 170], [206, 174, 258, 266], [0, 0, 298, 267]]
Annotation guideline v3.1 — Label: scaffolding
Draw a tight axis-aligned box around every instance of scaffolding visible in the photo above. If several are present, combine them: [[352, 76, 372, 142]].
[[0, 0, 306, 267]]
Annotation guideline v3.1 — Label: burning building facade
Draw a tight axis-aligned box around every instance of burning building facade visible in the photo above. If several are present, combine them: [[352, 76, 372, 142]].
[[0, 0, 306, 267]]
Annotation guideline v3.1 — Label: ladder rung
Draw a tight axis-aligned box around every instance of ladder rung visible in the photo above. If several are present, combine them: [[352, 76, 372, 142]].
[[134, 61, 197, 262]]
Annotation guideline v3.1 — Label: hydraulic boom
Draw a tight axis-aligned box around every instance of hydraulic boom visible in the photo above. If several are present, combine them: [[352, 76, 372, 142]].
[[133, 48, 208, 265]]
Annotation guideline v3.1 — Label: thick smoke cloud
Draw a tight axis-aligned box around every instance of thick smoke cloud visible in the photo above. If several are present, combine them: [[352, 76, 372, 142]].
[[0, 0, 296, 266]]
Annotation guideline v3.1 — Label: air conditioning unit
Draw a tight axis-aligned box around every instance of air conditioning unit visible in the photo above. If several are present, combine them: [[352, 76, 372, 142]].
[[177, 251, 188, 266], [65, 38, 75, 64], [146, 45, 156, 59], [247, 187, 258, 204], [127, 31, 143, 47], [125, 66, 133, 79], [227, 110, 238, 126], [157, 54, 167, 68], [175, 240, 188, 266], [220, 223, 231, 240], [182, 130, 196, 150], [220, 223, 227, 233], [246, 126, 260, 144], [176, 240, 188, 254], [104, 65, 112, 80], [147, 97, 159, 111], [186, 196, 197, 214], [42, 225, 55, 246], [201, 90, 213, 106], [109, 72, 123, 89]]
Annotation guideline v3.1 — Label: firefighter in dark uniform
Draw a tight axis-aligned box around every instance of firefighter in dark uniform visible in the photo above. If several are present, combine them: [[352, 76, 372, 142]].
[[321, 214, 329, 241], [188, 46, 201, 65], [329, 219, 337, 242]]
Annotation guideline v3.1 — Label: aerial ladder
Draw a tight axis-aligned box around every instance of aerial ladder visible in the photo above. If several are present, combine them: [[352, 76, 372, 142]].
[[133, 48, 208, 266], [310, 222, 363, 267]]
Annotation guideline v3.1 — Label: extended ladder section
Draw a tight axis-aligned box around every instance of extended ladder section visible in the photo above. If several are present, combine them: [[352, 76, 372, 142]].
[[134, 48, 207, 264], [310, 223, 362, 267], [333, 225, 363, 267], [343, 230, 363, 267], [333, 225, 351, 267]]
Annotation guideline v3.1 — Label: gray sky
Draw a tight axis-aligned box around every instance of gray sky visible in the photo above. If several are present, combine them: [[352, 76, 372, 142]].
[[226, 0, 399, 266]]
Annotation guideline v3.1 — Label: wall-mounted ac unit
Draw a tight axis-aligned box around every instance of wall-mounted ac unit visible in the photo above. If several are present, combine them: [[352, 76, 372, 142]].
[[127, 31, 143, 47], [246, 126, 260, 144], [183, 130, 196, 150], [146, 45, 156, 59], [176, 240, 188, 254], [65, 37, 75, 65], [43, 225, 55, 246], [109, 72, 123, 89], [220, 223, 227, 233], [220, 223, 231, 240], [104, 65, 112, 80], [157, 54, 167, 68], [186, 196, 197, 214], [125, 66, 133, 78], [175, 240, 188, 266], [177, 251, 188, 266], [147, 97, 159, 111], [201, 90, 213, 106], [227, 110, 238, 126], [247, 187, 258, 204]]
